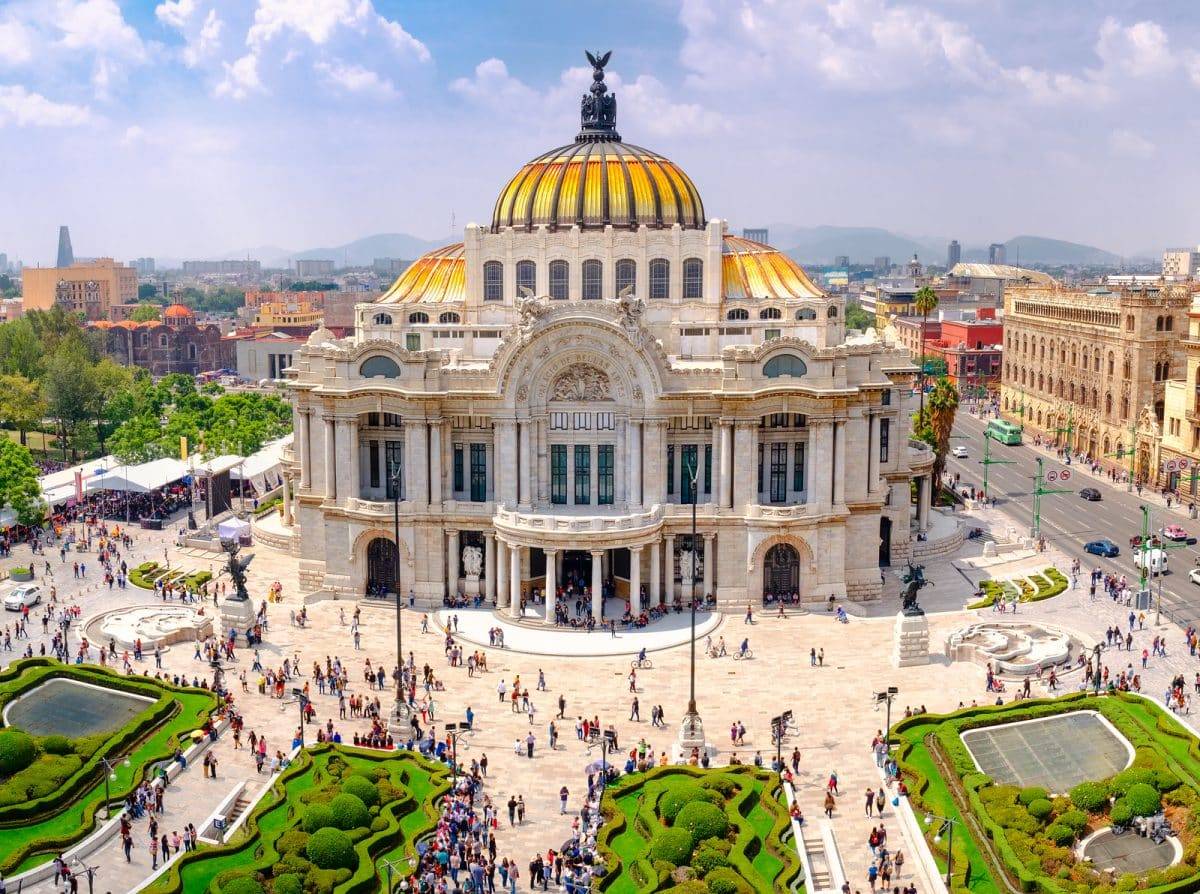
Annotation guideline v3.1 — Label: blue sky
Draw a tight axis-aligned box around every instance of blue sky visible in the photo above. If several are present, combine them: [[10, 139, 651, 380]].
[[1, 0, 1197, 264]]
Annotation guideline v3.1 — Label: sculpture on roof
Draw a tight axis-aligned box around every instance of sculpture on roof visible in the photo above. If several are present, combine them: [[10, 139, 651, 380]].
[[579, 50, 619, 141], [516, 287, 548, 332], [611, 284, 645, 332]]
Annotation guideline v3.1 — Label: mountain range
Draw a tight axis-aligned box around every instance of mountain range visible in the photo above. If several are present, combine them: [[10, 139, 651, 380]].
[[203, 227, 1130, 271]]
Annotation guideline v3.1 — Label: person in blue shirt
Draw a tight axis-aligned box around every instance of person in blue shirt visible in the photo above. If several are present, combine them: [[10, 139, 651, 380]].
[[739, 638, 749, 657], [637, 647, 646, 664], [465, 706, 474, 729]]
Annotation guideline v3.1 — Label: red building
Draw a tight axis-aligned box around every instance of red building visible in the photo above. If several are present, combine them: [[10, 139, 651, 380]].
[[922, 309, 1003, 397], [91, 304, 235, 377]]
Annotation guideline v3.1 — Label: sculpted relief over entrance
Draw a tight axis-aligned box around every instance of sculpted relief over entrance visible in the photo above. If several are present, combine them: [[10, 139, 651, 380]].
[[550, 363, 612, 401]]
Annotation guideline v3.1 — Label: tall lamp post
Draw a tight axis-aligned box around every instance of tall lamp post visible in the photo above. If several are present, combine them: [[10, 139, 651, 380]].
[[924, 811, 963, 888], [390, 467, 411, 728], [677, 454, 705, 756], [875, 686, 899, 751], [445, 721, 472, 784], [98, 755, 131, 819]]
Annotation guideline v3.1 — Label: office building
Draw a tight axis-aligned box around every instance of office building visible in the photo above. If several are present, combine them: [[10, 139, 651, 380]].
[[988, 243, 1007, 265], [295, 259, 335, 277], [947, 240, 961, 269], [22, 258, 138, 320], [1162, 247, 1200, 278], [182, 259, 262, 276], [56, 226, 74, 268]]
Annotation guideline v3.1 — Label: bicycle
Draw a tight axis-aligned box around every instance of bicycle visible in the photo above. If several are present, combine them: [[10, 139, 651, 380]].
[[733, 648, 754, 660], [630, 657, 653, 670]]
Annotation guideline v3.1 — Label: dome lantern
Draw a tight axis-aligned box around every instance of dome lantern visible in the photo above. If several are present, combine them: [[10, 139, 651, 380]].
[[577, 50, 620, 143]]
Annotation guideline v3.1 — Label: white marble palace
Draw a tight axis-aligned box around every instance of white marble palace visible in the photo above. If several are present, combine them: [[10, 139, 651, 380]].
[[279, 52, 934, 620]]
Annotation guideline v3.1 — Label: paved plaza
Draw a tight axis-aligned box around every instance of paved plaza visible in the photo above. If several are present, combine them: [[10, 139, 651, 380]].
[[4, 488, 1200, 893]]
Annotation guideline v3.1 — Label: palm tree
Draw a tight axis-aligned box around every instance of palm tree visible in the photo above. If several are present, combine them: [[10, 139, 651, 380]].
[[928, 377, 960, 484], [914, 285, 939, 418]]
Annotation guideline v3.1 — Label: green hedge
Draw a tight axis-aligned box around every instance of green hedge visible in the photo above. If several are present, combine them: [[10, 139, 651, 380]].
[[970, 567, 1068, 609]]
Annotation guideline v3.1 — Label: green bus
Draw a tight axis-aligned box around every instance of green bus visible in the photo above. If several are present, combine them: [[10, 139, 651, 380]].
[[986, 419, 1023, 446]]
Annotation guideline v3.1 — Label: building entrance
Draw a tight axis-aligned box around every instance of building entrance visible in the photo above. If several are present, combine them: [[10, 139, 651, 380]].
[[366, 537, 398, 595], [562, 550, 593, 590], [763, 543, 800, 600]]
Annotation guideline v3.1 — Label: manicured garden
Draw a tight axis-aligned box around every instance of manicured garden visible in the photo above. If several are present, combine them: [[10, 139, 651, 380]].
[[145, 744, 450, 894], [969, 567, 1068, 610], [596, 765, 801, 893], [0, 658, 218, 874], [894, 692, 1200, 893], [130, 560, 213, 592]]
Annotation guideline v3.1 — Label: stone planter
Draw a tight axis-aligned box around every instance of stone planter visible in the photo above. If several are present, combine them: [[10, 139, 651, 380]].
[[8, 569, 33, 582]]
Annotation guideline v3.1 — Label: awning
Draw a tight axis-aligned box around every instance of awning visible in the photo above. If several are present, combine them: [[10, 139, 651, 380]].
[[87, 458, 191, 494], [195, 455, 242, 476], [39, 456, 116, 503], [217, 517, 251, 539], [232, 435, 292, 493]]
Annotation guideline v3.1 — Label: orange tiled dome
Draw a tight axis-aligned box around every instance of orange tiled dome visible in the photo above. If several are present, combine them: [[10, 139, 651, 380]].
[[163, 303, 194, 319]]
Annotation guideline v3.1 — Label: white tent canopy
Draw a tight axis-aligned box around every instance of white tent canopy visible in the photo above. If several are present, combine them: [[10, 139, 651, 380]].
[[217, 517, 250, 539], [39, 456, 116, 504], [232, 435, 292, 493], [87, 458, 190, 494]]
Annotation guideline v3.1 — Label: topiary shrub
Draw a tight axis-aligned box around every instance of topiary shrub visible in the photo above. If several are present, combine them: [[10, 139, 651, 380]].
[[1018, 786, 1050, 806], [219, 876, 265, 894], [660, 781, 708, 822], [302, 804, 336, 834], [276, 830, 309, 856], [1124, 782, 1161, 817], [272, 875, 303, 894], [305, 827, 356, 870], [39, 735, 72, 756], [1057, 810, 1088, 833], [1110, 768, 1156, 796], [328, 792, 370, 830], [699, 775, 738, 798], [1044, 823, 1075, 846], [1069, 781, 1109, 813], [0, 729, 37, 776], [705, 866, 753, 894], [648, 827, 694, 866], [1027, 798, 1053, 821], [692, 844, 731, 877], [1110, 801, 1134, 827], [675, 800, 730, 845], [341, 775, 379, 807], [1153, 769, 1181, 793]]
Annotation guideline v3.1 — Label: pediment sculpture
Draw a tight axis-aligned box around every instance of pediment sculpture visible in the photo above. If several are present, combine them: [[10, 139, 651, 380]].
[[551, 363, 611, 401]]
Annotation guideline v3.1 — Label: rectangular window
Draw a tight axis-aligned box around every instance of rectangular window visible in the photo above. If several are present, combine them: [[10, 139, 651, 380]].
[[770, 443, 787, 503], [704, 443, 712, 494], [384, 440, 404, 500], [582, 260, 602, 300], [470, 443, 487, 502], [881, 390, 892, 406], [681, 444, 698, 503], [551, 445, 567, 504], [549, 261, 569, 300], [757, 443, 764, 494], [765, 328, 781, 341], [369, 440, 380, 488], [453, 444, 464, 492], [880, 419, 890, 463], [793, 442, 805, 493], [405, 333, 421, 351], [574, 445, 591, 504], [598, 445, 614, 505], [667, 445, 675, 495]]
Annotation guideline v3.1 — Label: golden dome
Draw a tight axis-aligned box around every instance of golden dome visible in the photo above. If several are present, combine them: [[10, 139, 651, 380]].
[[378, 243, 465, 305], [491, 141, 705, 233], [721, 236, 824, 301]]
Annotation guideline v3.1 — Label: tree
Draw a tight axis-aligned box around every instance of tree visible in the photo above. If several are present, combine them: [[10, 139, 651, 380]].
[[137, 283, 160, 301], [845, 301, 873, 331], [0, 319, 43, 379], [87, 359, 135, 453], [916, 377, 960, 485], [914, 285, 939, 418], [42, 341, 96, 461], [0, 373, 47, 446], [129, 302, 162, 322], [0, 439, 45, 526]]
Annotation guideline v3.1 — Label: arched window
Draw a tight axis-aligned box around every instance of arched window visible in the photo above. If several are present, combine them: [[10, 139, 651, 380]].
[[827, 305, 838, 318], [1156, 315, 1164, 331], [582, 260, 602, 300], [759, 307, 782, 320], [1093, 350, 1100, 372], [1105, 393, 1113, 415], [649, 258, 669, 299], [159, 334, 168, 348], [188, 343, 197, 360], [1121, 397, 1129, 419], [1108, 352, 1114, 375], [372, 313, 393, 325], [1038, 373, 1044, 391], [548, 260, 568, 300], [515, 260, 536, 295], [1167, 316, 1175, 331], [360, 355, 401, 378], [763, 354, 808, 378], [615, 259, 636, 296], [683, 258, 703, 300], [483, 261, 503, 301], [796, 308, 817, 321], [438, 312, 460, 324], [1123, 358, 1131, 378], [726, 308, 749, 320], [1126, 315, 1134, 331], [1103, 436, 1111, 455], [1091, 388, 1098, 408], [408, 311, 428, 324]]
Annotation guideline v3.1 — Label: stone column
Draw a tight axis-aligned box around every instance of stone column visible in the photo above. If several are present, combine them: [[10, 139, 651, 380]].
[[810, 421, 833, 509], [664, 534, 675, 604], [918, 476, 931, 532], [503, 421, 520, 505], [710, 424, 721, 503], [429, 421, 442, 505], [833, 420, 846, 505], [650, 540, 661, 607], [484, 532, 496, 601], [298, 410, 311, 489], [518, 421, 532, 506], [281, 475, 293, 525], [719, 423, 733, 508], [496, 540, 509, 608], [591, 550, 604, 619], [644, 422, 667, 506], [324, 418, 337, 501], [703, 533, 715, 599], [616, 417, 628, 504], [630, 546, 643, 615], [732, 423, 757, 508], [446, 530, 459, 599], [544, 549, 557, 623], [509, 545, 522, 619], [348, 418, 360, 501], [405, 422, 428, 506], [629, 422, 642, 507]]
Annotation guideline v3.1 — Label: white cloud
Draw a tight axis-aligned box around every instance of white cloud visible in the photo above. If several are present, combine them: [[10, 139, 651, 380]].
[[1095, 18, 1175, 79], [182, 9, 223, 67], [56, 0, 144, 59], [244, 0, 427, 61], [121, 124, 145, 145], [377, 15, 429, 63], [154, 0, 196, 29], [621, 74, 725, 137], [215, 52, 262, 99], [0, 18, 34, 66], [314, 59, 395, 96], [0, 85, 91, 126], [450, 58, 538, 105], [1109, 129, 1156, 159]]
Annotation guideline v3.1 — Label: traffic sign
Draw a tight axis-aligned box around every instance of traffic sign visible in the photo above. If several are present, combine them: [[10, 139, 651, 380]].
[[1181, 458, 1191, 469], [1047, 471, 1058, 482], [1168, 460, 1178, 471], [1061, 469, 1071, 481]]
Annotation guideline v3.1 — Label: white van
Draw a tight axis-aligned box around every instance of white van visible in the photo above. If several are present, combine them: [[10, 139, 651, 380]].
[[1135, 548, 1168, 576]]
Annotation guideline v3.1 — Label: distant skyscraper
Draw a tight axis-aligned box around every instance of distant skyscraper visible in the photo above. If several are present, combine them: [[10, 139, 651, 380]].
[[742, 227, 769, 244], [834, 254, 850, 269], [129, 257, 155, 275], [988, 243, 1007, 265], [0, 253, 7, 274], [56, 226, 74, 268], [873, 256, 890, 274], [947, 240, 961, 269]]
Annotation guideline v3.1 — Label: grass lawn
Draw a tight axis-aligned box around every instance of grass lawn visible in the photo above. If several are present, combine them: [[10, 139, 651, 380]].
[[597, 765, 800, 893]]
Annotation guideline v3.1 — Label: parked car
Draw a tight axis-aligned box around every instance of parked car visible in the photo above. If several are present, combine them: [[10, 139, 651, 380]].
[[1084, 539, 1120, 558], [1079, 488, 1102, 501], [951, 445, 969, 459], [1164, 524, 1190, 542], [3, 584, 42, 611]]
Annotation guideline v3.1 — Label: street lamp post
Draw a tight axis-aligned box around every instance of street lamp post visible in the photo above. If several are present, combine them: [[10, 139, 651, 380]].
[[390, 468, 411, 727], [445, 722, 471, 784], [293, 687, 307, 746], [381, 855, 417, 894], [924, 811, 962, 888], [875, 686, 899, 751], [98, 755, 132, 819], [770, 710, 793, 772], [678, 455, 704, 755]]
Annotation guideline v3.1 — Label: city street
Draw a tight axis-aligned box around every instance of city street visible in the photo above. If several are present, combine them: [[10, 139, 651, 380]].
[[948, 412, 1200, 625]]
